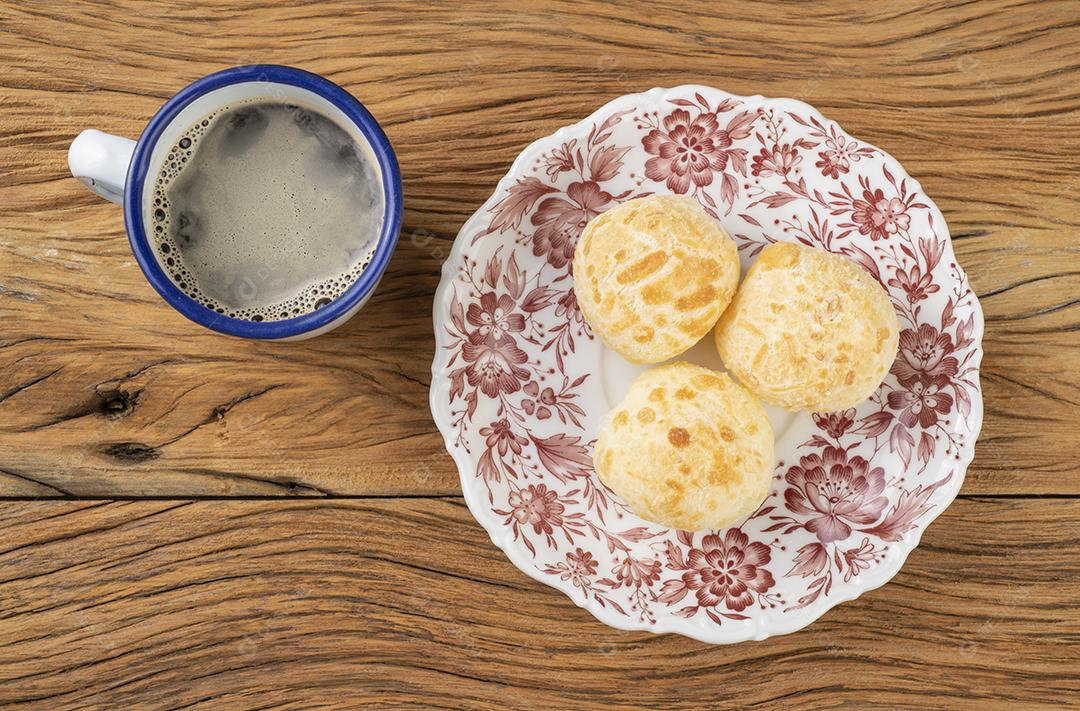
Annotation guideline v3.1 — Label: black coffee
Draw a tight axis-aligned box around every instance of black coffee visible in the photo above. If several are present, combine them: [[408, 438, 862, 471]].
[[150, 99, 384, 321]]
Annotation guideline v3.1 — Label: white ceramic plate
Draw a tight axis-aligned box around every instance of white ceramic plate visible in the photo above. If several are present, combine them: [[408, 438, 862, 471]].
[[430, 86, 984, 643]]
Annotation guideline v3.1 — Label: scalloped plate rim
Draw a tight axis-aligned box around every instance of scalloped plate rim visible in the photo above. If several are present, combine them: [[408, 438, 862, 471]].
[[430, 84, 985, 644]]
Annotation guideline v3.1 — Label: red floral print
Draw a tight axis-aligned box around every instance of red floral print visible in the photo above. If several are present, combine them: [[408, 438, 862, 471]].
[[842, 537, 876, 582], [480, 419, 529, 456], [543, 548, 599, 593], [888, 264, 941, 304], [851, 188, 911, 240], [530, 181, 612, 268], [544, 140, 577, 181], [887, 375, 953, 428], [562, 548, 598, 589], [462, 337, 529, 398], [483, 177, 560, 237], [887, 325, 960, 431], [531, 433, 592, 482], [785, 447, 889, 543], [555, 288, 583, 324], [467, 292, 525, 343], [813, 409, 856, 439], [614, 556, 662, 589], [816, 134, 859, 178], [521, 380, 555, 420], [642, 109, 726, 193], [568, 547, 597, 571], [508, 484, 565, 536], [786, 542, 828, 579], [751, 143, 802, 178], [891, 324, 959, 386], [680, 530, 775, 611]]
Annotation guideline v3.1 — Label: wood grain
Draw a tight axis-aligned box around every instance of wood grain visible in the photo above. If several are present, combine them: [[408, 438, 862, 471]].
[[0, 1, 1079, 706], [0, 497, 1077, 709], [1, 0, 1078, 496]]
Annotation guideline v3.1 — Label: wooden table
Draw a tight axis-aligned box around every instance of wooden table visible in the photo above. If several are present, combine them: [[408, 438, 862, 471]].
[[1, 1, 1078, 707]]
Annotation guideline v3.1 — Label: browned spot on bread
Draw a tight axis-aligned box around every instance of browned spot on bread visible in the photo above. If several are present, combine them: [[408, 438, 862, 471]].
[[691, 373, 723, 389], [875, 327, 891, 353], [617, 250, 668, 284], [636, 407, 655, 423], [648, 387, 666, 402], [602, 451, 613, 470], [706, 450, 739, 488], [656, 314, 667, 326], [752, 344, 768, 370], [678, 464, 691, 474], [633, 325, 654, 343], [613, 411, 629, 429], [675, 387, 696, 400], [684, 255, 719, 276], [642, 283, 670, 305], [668, 427, 691, 447], [676, 284, 717, 312], [665, 478, 684, 493], [761, 241, 799, 269], [742, 321, 766, 338], [720, 426, 735, 442], [845, 370, 856, 385], [707, 468, 731, 486], [745, 422, 758, 435], [677, 315, 713, 336]]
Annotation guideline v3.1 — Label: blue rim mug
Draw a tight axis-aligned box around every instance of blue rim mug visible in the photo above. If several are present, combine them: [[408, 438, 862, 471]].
[[68, 65, 403, 340]]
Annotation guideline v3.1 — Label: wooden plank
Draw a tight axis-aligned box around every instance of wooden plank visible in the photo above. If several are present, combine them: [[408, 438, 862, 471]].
[[1, 0, 1079, 496], [0, 497, 1075, 709]]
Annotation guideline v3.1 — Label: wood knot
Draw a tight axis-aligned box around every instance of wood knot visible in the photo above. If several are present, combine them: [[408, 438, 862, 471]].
[[100, 442, 160, 463], [96, 388, 141, 420]]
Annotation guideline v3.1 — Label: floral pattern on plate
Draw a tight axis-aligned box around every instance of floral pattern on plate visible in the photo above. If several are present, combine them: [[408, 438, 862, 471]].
[[430, 86, 984, 643]]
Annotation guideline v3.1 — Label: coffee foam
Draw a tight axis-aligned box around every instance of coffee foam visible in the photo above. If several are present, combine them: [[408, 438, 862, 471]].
[[150, 98, 384, 323]]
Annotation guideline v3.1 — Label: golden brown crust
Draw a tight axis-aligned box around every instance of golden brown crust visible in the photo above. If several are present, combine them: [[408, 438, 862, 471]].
[[714, 242, 900, 411], [594, 363, 774, 531], [573, 195, 739, 364]]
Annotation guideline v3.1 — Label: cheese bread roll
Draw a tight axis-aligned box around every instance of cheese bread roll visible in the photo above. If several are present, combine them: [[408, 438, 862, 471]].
[[594, 362, 774, 531], [715, 242, 900, 411], [573, 195, 739, 364]]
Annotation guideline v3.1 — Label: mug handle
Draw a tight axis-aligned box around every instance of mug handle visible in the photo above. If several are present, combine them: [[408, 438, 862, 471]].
[[68, 129, 136, 204]]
